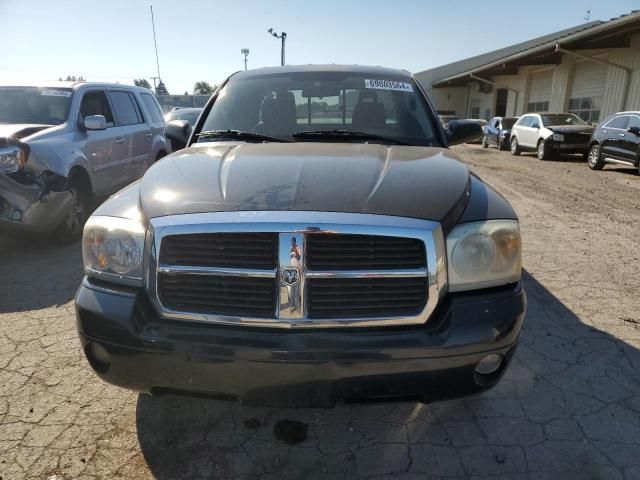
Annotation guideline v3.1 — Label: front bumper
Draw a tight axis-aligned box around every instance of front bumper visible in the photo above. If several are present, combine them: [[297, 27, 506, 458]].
[[75, 279, 526, 407], [0, 172, 73, 233], [546, 140, 589, 154]]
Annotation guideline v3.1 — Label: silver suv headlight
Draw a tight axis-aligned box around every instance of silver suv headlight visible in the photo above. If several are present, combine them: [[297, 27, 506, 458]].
[[82, 216, 146, 286], [446, 220, 521, 292]]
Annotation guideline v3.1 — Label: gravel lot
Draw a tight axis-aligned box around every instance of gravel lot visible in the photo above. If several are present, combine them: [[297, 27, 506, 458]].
[[1, 144, 639, 480]]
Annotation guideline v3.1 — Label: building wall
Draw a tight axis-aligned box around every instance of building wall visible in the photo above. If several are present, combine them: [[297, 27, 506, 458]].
[[423, 32, 640, 122], [426, 86, 469, 116]]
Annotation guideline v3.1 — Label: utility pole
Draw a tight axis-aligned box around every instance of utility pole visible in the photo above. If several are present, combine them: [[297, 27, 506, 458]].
[[267, 28, 287, 66], [150, 76, 159, 91], [150, 5, 162, 83], [241, 48, 250, 71]]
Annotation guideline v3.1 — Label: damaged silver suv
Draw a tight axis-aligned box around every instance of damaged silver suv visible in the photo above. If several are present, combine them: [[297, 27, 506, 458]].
[[0, 83, 169, 242]]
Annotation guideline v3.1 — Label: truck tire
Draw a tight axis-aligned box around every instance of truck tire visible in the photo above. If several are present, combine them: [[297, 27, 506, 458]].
[[53, 180, 89, 244]]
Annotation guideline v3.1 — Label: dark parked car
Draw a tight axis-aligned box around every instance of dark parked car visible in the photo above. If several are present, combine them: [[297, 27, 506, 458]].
[[75, 65, 525, 408], [164, 107, 203, 126], [587, 111, 640, 172], [482, 116, 519, 150], [464, 119, 487, 144], [510, 113, 594, 160]]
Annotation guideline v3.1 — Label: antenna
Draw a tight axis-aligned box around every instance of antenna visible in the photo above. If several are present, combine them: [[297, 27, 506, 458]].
[[150, 5, 162, 82]]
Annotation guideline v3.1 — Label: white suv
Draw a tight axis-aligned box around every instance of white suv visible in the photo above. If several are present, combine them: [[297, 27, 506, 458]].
[[509, 113, 593, 160], [0, 82, 170, 242]]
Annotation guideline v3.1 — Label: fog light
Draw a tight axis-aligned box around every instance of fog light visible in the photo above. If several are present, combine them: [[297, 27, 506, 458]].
[[475, 353, 503, 375], [85, 342, 111, 373]]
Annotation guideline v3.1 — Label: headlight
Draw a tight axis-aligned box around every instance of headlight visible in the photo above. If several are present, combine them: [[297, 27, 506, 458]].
[[447, 220, 521, 292], [82, 216, 146, 285], [0, 146, 27, 174], [552, 133, 564, 141]]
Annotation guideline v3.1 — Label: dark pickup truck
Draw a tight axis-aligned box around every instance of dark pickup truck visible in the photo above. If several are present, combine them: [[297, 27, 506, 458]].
[[75, 65, 526, 408]]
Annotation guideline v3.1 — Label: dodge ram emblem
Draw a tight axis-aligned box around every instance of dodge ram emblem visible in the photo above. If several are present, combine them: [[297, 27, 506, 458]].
[[281, 267, 300, 286]]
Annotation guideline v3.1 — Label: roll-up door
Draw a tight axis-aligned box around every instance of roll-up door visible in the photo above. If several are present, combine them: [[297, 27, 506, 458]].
[[568, 60, 606, 123], [527, 69, 552, 112]]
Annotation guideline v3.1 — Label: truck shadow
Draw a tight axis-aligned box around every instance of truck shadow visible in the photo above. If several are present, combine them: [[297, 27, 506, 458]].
[[135, 270, 640, 479], [0, 234, 82, 313]]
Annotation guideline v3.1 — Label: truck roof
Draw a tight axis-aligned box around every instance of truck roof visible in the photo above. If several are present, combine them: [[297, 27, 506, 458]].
[[234, 64, 413, 79]]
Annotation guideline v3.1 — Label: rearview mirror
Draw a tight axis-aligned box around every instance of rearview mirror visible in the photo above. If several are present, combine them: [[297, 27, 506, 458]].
[[627, 126, 640, 136], [302, 86, 341, 98], [165, 120, 191, 151], [446, 120, 483, 146], [84, 115, 107, 131]]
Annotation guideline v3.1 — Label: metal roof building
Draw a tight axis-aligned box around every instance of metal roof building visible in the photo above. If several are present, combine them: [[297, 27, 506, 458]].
[[415, 11, 640, 123]]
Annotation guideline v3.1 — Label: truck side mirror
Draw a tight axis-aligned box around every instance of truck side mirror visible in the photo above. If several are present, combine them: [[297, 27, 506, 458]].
[[165, 120, 191, 151], [446, 120, 483, 146]]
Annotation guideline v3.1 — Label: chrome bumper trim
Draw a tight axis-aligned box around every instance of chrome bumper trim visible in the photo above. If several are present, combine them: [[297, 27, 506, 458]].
[[158, 265, 277, 278], [304, 269, 429, 279]]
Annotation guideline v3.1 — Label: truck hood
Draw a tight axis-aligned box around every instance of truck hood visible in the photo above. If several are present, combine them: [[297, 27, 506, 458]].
[[139, 142, 471, 222], [0, 123, 53, 141], [547, 125, 594, 134]]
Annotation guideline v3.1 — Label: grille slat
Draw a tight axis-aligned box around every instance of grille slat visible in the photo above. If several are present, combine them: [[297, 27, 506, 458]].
[[160, 233, 278, 268], [158, 273, 276, 318], [307, 277, 428, 319], [307, 234, 425, 270]]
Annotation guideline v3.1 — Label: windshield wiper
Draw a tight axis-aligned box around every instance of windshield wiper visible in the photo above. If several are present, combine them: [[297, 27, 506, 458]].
[[196, 129, 291, 143], [292, 130, 409, 145]]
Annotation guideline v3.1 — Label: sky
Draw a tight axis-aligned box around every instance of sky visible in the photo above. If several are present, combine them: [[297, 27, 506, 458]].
[[1, 0, 638, 94]]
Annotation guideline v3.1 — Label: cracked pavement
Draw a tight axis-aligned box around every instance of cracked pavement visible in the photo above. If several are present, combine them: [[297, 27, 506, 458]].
[[1, 144, 640, 479]]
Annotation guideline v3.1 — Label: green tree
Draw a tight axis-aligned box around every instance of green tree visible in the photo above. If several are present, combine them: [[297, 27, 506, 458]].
[[193, 81, 214, 95], [134, 78, 152, 89], [155, 81, 169, 96], [62, 75, 86, 82]]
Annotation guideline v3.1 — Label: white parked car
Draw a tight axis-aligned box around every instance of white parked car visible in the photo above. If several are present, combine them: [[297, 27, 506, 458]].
[[0, 82, 170, 242], [509, 113, 593, 160]]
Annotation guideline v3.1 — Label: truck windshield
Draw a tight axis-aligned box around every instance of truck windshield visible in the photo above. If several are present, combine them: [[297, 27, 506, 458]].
[[0, 87, 72, 125], [199, 72, 437, 146]]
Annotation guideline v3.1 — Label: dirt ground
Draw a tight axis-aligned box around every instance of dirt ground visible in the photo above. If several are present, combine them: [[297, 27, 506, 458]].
[[1, 144, 639, 479]]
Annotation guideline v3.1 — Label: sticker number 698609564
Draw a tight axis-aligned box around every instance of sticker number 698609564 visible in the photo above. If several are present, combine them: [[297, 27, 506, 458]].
[[364, 79, 414, 92]]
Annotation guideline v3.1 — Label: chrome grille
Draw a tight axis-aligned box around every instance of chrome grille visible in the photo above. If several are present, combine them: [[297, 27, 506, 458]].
[[149, 211, 446, 329]]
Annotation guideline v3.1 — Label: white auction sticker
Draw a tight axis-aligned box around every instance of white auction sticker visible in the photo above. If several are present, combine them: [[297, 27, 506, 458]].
[[365, 79, 414, 92], [40, 89, 72, 97]]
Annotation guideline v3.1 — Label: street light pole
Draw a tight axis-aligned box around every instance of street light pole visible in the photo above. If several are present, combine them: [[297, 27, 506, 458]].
[[267, 28, 287, 66], [241, 48, 250, 71]]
